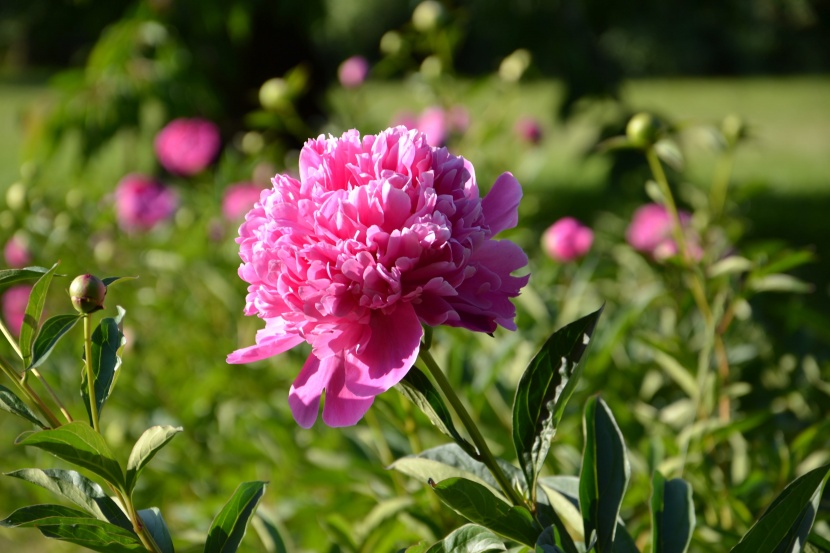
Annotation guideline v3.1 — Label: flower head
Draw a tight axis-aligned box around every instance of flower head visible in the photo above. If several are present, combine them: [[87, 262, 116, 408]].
[[3, 235, 32, 268], [115, 174, 178, 232], [228, 127, 529, 427], [154, 117, 221, 176], [222, 183, 267, 221], [515, 117, 543, 145], [2, 285, 31, 336], [338, 56, 370, 88], [542, 217, 593, 262], [626, 203, 702, 262]]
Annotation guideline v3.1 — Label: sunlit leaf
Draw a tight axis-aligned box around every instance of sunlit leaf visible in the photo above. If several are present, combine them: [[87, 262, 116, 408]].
[[81, 306, 126, 424], [0, 266, 51, 289], [138, 507, 174, 553], [29, 313, 82, 370], [0, 384, 46, 428], [426, 524, 507, 553], [125, 425, 183, 493], [19, 262, 59, 367], [204, 481, 268, 553]]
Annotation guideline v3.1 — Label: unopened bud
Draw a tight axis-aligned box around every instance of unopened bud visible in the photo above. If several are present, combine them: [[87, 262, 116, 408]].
[[626, 112, 661, 148], [69, 274, 107, 314]]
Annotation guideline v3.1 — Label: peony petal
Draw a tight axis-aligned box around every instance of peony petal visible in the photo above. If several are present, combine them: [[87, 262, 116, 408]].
[[226, 328, 304, 364], [346, 303, 422, 396], [321, 360, 375, 427], [288, 354, 336, 428], [481, 172, 522, 235]]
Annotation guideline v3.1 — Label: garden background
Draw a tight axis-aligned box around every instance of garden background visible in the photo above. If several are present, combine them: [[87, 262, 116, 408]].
[[1, 1, 829, 552]]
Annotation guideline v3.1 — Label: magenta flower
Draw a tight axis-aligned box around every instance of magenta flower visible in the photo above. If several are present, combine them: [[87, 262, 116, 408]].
[[2, 285, 31, 337], [228, 127, 529, 427], [114, 174, 178, 232], [3, 236, 32, 268], [338, 56, 370, 88], [222, 183, 267, 221], [542, 217, 593, 262], [515, 117, 543, 145], [154, 118, 221, 176], [626, 203, 702, 262]]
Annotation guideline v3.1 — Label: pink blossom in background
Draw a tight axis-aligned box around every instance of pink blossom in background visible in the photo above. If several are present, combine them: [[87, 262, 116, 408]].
[[222, 183, 266, 221], [626, 203, 702, 262], [515, 117, 543, 144], [154, 118, 221, 176], [228, 126, 529, 428], [392, 106, 470, 147], [3, 236, 31, 267], [543, 217, 593, 262], [2, 285, 31, 336], [114, 174, 178, 232], [338, 56, 369, 88]]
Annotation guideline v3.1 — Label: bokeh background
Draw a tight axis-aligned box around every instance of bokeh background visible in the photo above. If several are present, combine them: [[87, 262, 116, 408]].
[[1, 1, 829, 551]]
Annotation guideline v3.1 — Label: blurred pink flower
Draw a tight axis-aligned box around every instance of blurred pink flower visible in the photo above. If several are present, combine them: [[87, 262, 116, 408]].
[[2, 285, 31, 336], [515, 117, 543, 144], [114, 174, 178, 232], [222, 183, 266, 221], [392, 106, 469, 147], [154, 117, 221, 176], [626, 203, 702, 261], [338, 56, 369, 88], [228, 126, 529, 427], [3, 236, 31, 268], [543, 217, 593, 262]]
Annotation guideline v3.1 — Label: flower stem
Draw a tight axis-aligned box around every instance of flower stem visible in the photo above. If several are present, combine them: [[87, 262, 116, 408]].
[[709, 145, 735, 221], [83, 314, 100, 432], [418, 348, 526, 507]]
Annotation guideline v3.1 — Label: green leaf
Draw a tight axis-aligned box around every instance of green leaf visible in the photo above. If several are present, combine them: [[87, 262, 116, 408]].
[[651, 471, 694, 553], [654, 138, 684, 171], [0, 266, 50, 289], [431, 477, 541, 547], [16, 422, 125, 490], [396, 365, 478, 459], [252, 511, 290, 553], [204, 481, 268, 553], [807, 533, 830, 552], [0, 384, 46, 428], [102, 276, 138, 288], [5, 468, 132, 529], [513, 306, 603, 501], [18, 262, 59, 367], [535, 525, 574, 553], [81, 306, 126, 424], [579, 396, 630, 553], [538, 476, 583, 546], [426, 524, 507, 553], [1, 504, 143, 553], [139, 507, 174, 553], [731, 464, 830, 553], [126, 425, 183, 493], [29, 313, 82, 370]]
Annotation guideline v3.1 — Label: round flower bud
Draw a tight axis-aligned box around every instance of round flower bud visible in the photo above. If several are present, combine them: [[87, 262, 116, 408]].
[[69, 274, 107, 314], [259, 78, 289, 111], [721, 114, 745, 147], [626, 112, 661, 147]]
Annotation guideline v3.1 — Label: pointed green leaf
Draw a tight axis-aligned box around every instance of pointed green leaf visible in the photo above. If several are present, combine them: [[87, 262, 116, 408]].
[[431, 477, 541, 547], [139, 507, 175, 553], [426, 524, 507, 553], [0, 266, 50, 288], [18, 262, 59, 367], [579, 396, 630, 553], [651, 471, 694, 553], [81, 306, 126, 424], [16, 422, 125, 489], [535, 525, 575, 553], [0, 503, 92, 527], [513, 306, 603, 501], [29, 313, 82, 370], [396, 365, 478, 459], [731, 464, 830, 553], [252, 511, 290, 553], [126, 425, 183, 492], [102, 276, 138, 288], [5, 468, 132, 529], [0, 384, 46, 428], [204, 481, 268, 553]]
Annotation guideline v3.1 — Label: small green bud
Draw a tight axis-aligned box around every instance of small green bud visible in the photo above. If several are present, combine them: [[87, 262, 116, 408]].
[[412, 1, 444, 32], [69, 274, 107, 314], [721, 114, 745, 146], [626, 112, 661, 147], [258, 78, 289, 111]]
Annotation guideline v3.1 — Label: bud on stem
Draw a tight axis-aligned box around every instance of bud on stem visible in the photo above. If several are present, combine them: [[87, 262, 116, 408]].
[[69, 274, 107, 314]]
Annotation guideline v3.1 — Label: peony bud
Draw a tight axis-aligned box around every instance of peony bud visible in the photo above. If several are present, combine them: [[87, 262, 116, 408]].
[[69, 274, 107, 314], [626, 112, 661, 147]]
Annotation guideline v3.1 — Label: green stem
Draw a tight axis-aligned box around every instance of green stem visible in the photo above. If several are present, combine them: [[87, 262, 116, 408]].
[[709, 145, 735, 221], [418, 348, 526, 507], [0, 354, 61, 428], [112, 486, 163, 553], [83, 315, 100, 432]]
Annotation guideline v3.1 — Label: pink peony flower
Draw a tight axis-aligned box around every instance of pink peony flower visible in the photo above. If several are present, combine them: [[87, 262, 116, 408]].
[[392, 106, 469, 148], [626, 203, 702, 262], [542, 217, 593, 262], [4, 236, 32, 268], [2, 285, 31, 336], [114, 174, 178, 232], [338, 56, 370, 88], [222, 183, 267, 221], [154, 117, 221, 176], [228, 126, 529, 428], [514, 117, 543, 144]]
